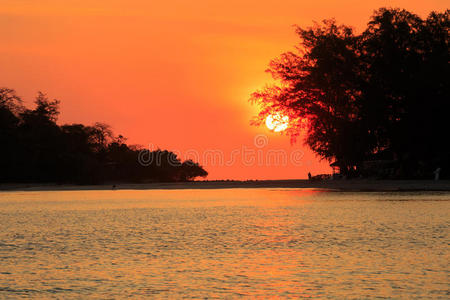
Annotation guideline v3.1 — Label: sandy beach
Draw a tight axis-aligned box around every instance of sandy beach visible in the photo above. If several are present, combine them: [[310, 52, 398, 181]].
[[2, 179, 450, 192]]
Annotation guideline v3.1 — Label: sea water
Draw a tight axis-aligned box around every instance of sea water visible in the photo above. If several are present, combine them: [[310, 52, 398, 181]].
[[0, 189, 448, 298]]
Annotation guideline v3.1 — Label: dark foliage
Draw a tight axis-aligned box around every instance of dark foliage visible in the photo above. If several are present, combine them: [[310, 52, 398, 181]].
[[251, 8, 449, 178], [0, 88, 208, 184]]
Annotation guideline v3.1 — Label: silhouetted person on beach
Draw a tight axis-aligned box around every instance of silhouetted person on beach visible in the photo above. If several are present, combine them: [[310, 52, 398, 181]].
[[434, 168, 441, 181]]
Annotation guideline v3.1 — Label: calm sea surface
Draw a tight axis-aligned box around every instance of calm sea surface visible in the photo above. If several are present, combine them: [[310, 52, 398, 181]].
[[0, 188, 448, 298]]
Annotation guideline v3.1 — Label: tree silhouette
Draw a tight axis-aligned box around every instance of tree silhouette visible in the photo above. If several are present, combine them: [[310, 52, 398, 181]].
[[0, 89, 208, 184], [251, 8, 449, 178]]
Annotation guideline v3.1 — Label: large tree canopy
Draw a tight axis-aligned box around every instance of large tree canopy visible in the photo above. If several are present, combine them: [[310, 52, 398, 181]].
[[251, 8, 449, 178]]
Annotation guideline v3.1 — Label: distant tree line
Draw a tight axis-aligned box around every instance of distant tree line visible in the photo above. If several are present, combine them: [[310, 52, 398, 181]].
[[0, 88, 208, 184], [252, 8, 449, 179]]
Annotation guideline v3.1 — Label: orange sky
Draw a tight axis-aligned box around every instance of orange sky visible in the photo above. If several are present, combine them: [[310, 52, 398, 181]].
[[1, 0, 447, 180]]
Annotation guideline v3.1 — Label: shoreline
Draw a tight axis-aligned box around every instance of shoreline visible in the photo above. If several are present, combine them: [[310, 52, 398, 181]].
[[2, 180, 450, 192]]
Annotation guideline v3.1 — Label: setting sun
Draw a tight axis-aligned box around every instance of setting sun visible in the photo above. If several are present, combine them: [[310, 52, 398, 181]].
[[266, 114, 289, 132]]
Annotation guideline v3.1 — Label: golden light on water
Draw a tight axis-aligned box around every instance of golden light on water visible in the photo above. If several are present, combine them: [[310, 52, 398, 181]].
[[265, 114, 289, 132]]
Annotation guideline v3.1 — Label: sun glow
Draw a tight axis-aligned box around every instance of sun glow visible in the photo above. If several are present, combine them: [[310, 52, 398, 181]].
[[265, 114, 289, 132]]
